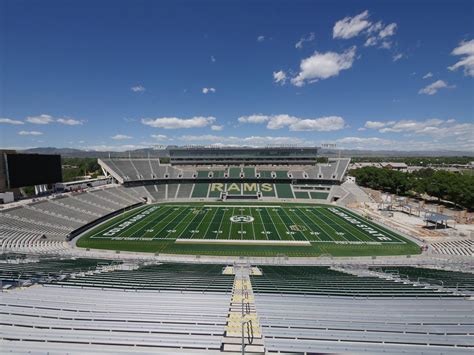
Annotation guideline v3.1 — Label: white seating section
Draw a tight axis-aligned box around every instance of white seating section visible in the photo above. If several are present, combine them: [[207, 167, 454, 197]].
[[1, 286, 230, 352], [430, 239, 473, 256], [255, 294, 473, 354], [1, 263, 472, 354], [0, 230, 69, 253], [99, 158, 180, 182], [0, 186, 145, 253], [99, 158, 351, 183]]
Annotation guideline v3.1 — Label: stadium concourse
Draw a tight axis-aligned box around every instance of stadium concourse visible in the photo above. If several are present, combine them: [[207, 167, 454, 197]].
[[0, 149, 473, 354]]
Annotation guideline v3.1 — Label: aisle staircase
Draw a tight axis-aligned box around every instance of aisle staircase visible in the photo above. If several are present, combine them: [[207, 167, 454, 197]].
[[221, 265, 265, 353]]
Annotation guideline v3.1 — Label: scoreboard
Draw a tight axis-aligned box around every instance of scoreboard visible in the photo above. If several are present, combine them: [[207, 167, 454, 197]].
[[6, 153, 62, 188]]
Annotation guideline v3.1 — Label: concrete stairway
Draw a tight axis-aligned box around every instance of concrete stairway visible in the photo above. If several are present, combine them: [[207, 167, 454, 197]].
[[221, 265, 265, 354]]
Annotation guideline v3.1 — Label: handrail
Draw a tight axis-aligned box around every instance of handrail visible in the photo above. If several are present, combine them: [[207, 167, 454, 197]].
[[246, 319, 254, 345]]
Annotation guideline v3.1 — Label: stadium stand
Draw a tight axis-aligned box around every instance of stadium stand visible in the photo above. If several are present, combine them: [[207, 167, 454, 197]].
[[191, 183, 209, 198], [274, 184, 294, 199], [52, 263, 234, 292], [1, 286, 230, 352], [99, 157, 350, 183], [256, 294, 472, 354], [430, 238, 473, 256], [176, 183, 195, 198], [0, 257, 115, 282], [250, 266, 462, 297], [0, 185, 144, 253], [1, 261, 472, 353], [373, 266, 474, 294]]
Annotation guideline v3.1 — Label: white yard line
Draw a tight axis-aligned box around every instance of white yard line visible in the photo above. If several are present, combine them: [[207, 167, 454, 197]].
[[89, 205, 155, 239], [175, 207, 203, 239], [202, 207, 220, 239], [256, 208, 269, 240]]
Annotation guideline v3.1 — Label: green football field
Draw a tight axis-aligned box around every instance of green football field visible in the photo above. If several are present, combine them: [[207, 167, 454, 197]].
[[77, 203, 420, 257]]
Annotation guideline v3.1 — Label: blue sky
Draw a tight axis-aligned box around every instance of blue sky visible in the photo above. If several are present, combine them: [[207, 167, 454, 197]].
[[1, 0, 473, 151]]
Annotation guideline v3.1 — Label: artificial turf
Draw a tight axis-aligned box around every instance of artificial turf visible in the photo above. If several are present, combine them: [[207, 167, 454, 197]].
[[76, 202, 421, 257]]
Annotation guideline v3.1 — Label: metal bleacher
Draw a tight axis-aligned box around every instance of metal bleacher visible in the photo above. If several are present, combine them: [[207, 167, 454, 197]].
[[1, 262, 472, 353], [251, 266, 463, 297], [256, 295, 472, 354], [251, 266, 472, 354], [374, 266, 474, 294], [1, 285, 230, 352], [52, 263, 234, 292], [0, 186, 143, 253]]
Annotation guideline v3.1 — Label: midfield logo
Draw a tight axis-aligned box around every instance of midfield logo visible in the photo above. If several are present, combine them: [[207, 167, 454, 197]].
[[230, 215, 255, 223]]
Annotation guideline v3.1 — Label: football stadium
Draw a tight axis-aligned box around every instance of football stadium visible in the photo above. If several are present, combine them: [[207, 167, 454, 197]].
[[2, 0, 474, 353], [0, 147, 472, 354]]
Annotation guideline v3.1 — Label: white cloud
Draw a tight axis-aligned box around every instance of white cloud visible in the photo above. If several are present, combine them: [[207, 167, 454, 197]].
[[378, 23, 397, 38], [418, 80, 455, 95], [363, 118, 473, 139], [289, 116, 346, 132], [295, 32, 315, 49], [333, 10, 371, 39], [26, 114, 54, 125], [18, 130, 43, 136], [141, 116, 216, 129], [85, 144, 150, 152], [210, 55, 216, 63], [423, 72, 433, 79], [364, 121, 387, 129], [392, 53, 403, 62], [238, 114, 346, 132], [211, 125, 224, 131], [202, 87, 216, 94], [131, 85, 146, 92], [379, 41, 392, 49], [367, 21, 383, 34], [266, 115, 300, 130], [238, 114, 271, 124], [26, 114, 83, 125], [336, 136, 393, 146], [111, 134, 132, 140], [257, 35, 265, 42], [291, 46, 356, 86], [179, 134, 310, 146], [364, 37, 377, 47], [0, 118, 24, 125], [57, 118, 83, 125], [448, 39, 474, 77], [364, 20, 397, 48], [332, 134, 474, 151], [150, 134, 168, 141], [273, 70, 287, 85]]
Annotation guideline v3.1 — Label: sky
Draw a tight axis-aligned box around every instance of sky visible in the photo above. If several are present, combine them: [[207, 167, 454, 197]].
[[1, 0, 473, 152]]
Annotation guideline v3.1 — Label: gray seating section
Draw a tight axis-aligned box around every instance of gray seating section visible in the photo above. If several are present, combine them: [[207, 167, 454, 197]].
[[0, 186, 144, 252], [288, 170, 307, 179], [430, 239, 473, 257], [100, 158, 181, 182], [334, 158, 351, 179], [1, 286, 230, 352], [145, 185, 166, 200], [27, 200, 90, 223], [130, 159, 154, 179], [70, 194, 113, 214], [167, 184, 179, 199], [256, 294, 473, 354], [176, 183, 194, 198]]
